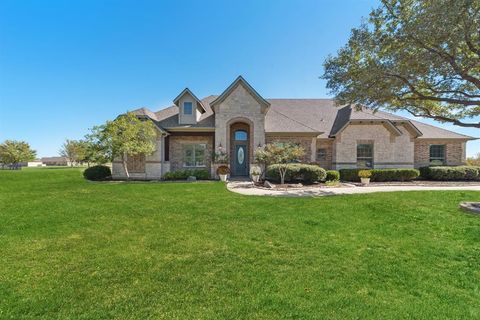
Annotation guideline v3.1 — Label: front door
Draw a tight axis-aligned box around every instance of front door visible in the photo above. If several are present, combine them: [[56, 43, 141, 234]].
[[234, 144, 248, 176]]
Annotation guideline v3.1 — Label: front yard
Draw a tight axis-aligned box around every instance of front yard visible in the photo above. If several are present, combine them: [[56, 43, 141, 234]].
[[1, 168, 480, 319]]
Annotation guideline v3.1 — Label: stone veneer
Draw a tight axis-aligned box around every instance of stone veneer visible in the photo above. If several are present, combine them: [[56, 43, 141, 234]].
[[265, 135, 315, 163], [414, 139, 466, 168], [169, 135, 214, 172], [333, 123, 415, 169], [214, 83, 266, 161]]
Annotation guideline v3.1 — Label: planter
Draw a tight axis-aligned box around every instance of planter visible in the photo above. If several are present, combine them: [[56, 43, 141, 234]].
[[219, 174, 228, 182], [360, 177, 370, 185], [251, 174, 260, 183]]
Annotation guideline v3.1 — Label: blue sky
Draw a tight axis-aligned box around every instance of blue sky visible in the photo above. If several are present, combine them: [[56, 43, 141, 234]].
[[1, 0, 478, 157]]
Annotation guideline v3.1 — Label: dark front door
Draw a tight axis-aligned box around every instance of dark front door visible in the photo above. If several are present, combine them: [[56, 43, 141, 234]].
[[234, 144, 248, 176]]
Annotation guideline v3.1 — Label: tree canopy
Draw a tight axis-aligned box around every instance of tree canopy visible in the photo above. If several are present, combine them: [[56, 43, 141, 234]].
[[0, 140, 37, 168], [89, 112, 157, 178], [323, 0, 480, 128]]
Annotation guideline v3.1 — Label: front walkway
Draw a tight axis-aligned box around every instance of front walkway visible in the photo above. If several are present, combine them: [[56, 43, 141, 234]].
[[227, 181, 480, 197]]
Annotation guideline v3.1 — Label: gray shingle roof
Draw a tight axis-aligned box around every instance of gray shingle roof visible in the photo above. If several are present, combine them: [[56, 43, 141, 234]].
[[130, 98, 474, 140]]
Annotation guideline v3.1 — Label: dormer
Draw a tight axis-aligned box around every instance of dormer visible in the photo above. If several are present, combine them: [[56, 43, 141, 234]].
[[173, 88, 206, 125]]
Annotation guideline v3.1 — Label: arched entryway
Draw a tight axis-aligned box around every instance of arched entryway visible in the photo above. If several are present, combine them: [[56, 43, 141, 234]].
[[229, 121, 252, 176]]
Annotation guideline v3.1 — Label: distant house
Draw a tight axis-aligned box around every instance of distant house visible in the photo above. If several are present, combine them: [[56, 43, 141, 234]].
[[41, 156, 72, 166], [111, 76, 475, 180]]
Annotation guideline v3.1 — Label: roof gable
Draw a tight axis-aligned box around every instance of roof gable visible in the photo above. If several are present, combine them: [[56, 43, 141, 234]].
[[210, 76, 270, 112], [173, 88, 206, 113]]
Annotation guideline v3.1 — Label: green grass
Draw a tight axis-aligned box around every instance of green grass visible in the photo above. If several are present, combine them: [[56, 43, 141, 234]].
[[1, 168, 480, 319]]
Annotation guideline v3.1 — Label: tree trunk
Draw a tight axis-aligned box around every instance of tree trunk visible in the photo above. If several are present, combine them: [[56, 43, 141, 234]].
[[121, 154, 130, 180], [279, 167, 286, 185]]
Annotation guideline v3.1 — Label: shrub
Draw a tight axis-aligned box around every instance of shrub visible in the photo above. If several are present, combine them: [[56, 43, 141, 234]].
[[216, 165, 230, 175], [358, 170, 372, 178], [266, 163, 326, 183], [421, 166, 480, 181], [325, 170, 340, 181], [83, 165, 111, 181], [163, 169, 210, 180], [339, 168, 420, 182]]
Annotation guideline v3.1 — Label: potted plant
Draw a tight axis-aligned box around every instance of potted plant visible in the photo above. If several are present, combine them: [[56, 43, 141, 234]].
[[217, 165, 230, 182], [251, 168, 261, 183], [358, 169, 372, 185]]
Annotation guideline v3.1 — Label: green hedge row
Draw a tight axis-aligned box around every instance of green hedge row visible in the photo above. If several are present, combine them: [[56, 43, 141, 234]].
[[419, 166, 480, 180], [163, 169, 210, 180], [339, 168, 420, 182], [267, 164, 327, 183]]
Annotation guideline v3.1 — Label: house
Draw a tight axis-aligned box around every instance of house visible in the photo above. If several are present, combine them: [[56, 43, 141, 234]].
[[112, 76, 475, 180], [41, 156, 72, 166]]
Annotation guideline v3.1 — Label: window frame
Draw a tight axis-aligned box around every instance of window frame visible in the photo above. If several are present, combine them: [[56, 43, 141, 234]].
[[317, 148, 327, 161], [356, 143, 373, 168], [429, 144, 446, 165], [183, 102, 193, 115], [183, 144, 206, 168]]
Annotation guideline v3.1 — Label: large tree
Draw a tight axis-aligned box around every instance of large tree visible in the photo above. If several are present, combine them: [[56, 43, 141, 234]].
[[0, 140, 36, 169], [89, 112, 157, 179], [323, 0, 480, 128], [59, 139, 86, 166]]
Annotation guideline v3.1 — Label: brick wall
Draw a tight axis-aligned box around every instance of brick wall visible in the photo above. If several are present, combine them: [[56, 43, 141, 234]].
[[414, 140, 466, 168], [169, 135, 214, 172], [315, 139, 333, 169], [265, 135, 313, 162]]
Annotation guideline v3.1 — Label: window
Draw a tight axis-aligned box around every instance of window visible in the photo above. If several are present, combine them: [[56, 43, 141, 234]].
[[183, 144, 206, 167], [183, 102, 193, 115], [317, 148, 327, 161], [429, 144, 445, 165], [357, 143, 373, 168], [234, 130, 247, 141]]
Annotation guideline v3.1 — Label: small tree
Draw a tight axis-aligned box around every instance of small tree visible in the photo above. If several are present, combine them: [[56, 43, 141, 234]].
[[59, 139, 85, 166], [88, 112, 157, 179], [260, 142, 305, 185], [0, 140, 36, 169]]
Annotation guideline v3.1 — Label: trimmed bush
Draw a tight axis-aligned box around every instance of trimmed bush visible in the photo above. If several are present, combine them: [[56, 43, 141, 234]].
[[83, 165, 111, 181], [163, 169, 210, 180], [325, 170, 340, 181], [339, 168, 420, 182], [267, 164, 326, 184], [420, 166, 480, 181]]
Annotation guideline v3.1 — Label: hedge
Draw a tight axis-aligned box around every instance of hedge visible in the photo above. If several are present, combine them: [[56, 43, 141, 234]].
[[339, 168, 420, 182], [419, 166, 480, 181], [325, 170, 340, 181], [267, 163, 326, 184], [163, 169, 210, 180], [83, 165, 111, 181]]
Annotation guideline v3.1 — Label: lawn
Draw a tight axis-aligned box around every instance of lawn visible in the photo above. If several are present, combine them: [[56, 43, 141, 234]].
[[1, 168, 480, 319]]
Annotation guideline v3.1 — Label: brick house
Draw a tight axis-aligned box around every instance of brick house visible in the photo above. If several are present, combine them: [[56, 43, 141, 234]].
[[112, 76, 475, 180]]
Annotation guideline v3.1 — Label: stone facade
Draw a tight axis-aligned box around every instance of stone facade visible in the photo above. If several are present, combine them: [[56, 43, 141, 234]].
[[333, 123, 415, 169], [265, 135, 315, 163], [168, 135, 214, 172], [214, 82, 266, 163], [414, 140, 466, 168]]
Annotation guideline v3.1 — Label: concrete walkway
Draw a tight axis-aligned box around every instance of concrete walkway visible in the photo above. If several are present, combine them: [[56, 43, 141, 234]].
[[227, 181, 480, 197]]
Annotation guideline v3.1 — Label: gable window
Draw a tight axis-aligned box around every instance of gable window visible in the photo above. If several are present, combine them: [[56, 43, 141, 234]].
[[317, 148, 327, 161], [357, 143, 373, 168], [234, 130, 247, 141], [183, 102, 193, 115], [429, 144, 445, 165], [183, 144, 206, 167]]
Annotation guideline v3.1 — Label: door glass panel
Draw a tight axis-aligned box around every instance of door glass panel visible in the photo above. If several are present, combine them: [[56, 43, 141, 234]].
[[238, 147, 245, 165]]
